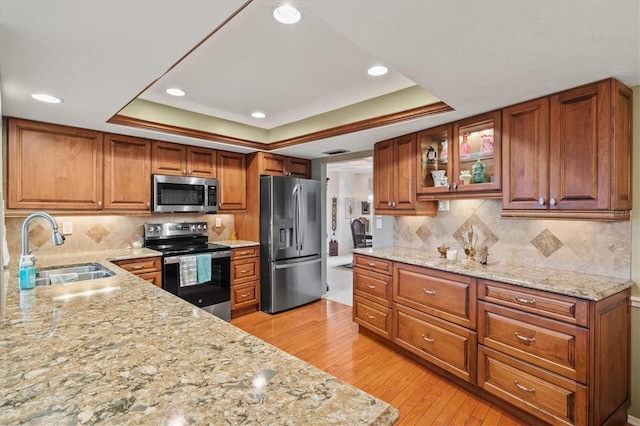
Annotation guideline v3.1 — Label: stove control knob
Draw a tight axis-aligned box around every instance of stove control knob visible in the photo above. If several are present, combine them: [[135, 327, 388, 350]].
[[155, 226, 161, 233], [190, 224, 196, 231], [202, 224, 207, 231], [147, 226, 156, 233], [196, 224, 203, 231]]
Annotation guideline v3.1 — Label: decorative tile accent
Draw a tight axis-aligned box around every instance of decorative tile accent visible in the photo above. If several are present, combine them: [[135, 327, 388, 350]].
[[531, 229, 563, 257], [211, 224, 226, 236], [415, 224, 432, 245], [453, 214, 499, 250], [85, 223, 110, 244], [28, 223, 49, 248]]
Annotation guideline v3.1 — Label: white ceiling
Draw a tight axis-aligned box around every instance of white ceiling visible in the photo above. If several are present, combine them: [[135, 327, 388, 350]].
[[1, 0, 639, 160]]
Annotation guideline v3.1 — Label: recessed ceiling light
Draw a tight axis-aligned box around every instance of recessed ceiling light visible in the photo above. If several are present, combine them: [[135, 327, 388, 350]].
[[166, 88, 186, 97], [273, 5, 301, 24], [367, 65, 388, 76], [31, 93, 62, 103], [251, 111, 266, 118]]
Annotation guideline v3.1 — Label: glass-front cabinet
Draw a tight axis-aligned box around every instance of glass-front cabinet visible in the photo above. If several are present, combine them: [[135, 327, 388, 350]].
[[417, 110, 501, 199], [452, 110, 501, 195], [417, 124, 453, 195]]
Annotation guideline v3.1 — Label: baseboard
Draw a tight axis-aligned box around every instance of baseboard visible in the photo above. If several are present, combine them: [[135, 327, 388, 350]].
[[628, 414, 640, 426], [632, 295, 640, 308]]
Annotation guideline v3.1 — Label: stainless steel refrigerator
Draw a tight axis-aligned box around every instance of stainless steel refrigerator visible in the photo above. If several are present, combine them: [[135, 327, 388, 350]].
[[260, 175, 322, 313]]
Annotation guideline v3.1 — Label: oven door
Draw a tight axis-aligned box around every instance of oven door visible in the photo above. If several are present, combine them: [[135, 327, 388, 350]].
[[162, 251, 231, 310]]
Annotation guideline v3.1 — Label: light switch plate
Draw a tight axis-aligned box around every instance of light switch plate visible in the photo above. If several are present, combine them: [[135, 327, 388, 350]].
[[438, 200, 450, 212], [215, 217, 222, 228], [62, 221, 73, 235]]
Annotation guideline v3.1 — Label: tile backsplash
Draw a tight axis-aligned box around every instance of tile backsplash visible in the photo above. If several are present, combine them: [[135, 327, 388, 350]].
[[5, 214, 235, 266], [394, 199, 631, 279]]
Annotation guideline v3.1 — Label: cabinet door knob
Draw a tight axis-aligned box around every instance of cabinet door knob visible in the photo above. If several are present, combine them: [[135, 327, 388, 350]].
[[392, 201, 396, 208], [388, 201, 392, 207], [183, 170, 187, 175], [98, 201, 103, 207], [538, 198, 546, 206], [550, 198, 557, 206]]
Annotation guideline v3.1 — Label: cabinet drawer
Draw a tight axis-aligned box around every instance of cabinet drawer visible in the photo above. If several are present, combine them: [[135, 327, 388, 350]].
[[394, 263, 476, 329], [114, 257, 161, 274], [353, 254, 392, 275], [231, 281, 259, 309], [353, 268, 392, 307], [137, 271, 162, 288], [394, 304, 477, 383], [231, 247, 259, 260], [478, 346, 587, 426], [479, 280, 589, 326], [479, 302, 588, 383], [231, 259, 259, 284], [353, 296, 391, 340]]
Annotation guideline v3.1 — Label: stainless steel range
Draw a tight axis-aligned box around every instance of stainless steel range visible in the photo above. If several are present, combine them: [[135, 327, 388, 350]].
[[143, 222, 231, 321]]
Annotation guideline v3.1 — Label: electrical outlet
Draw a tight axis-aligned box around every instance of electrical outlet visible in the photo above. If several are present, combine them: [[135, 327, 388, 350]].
[[438, 200, 450, 212], [215, 217, 222, 228], [62, 221, 73, 235]]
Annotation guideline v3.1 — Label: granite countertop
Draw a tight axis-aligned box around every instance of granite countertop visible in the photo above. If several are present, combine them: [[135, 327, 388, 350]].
[[353, 246, 634, 301], [215, 240, 260, 249], [1, 249, 398, 425]]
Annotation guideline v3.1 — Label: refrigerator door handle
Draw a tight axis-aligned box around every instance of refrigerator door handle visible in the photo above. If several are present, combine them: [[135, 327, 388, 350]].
[[299, 184, 305, 251], [273, 257, 321, 270], [292, 183, 300, 250]]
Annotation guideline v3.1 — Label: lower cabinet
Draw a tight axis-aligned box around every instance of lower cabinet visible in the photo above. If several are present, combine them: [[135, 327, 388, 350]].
[[230, 247, 260, 318], [112, 256, 162, 287], [352, 254, 631, 426]]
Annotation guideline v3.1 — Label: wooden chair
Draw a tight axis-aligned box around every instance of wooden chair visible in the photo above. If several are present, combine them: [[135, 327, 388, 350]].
[[350, 218, 368, 248]]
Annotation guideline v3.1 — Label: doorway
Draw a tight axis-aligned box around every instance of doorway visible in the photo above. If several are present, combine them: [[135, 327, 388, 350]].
[[322, 157, 373, 306]]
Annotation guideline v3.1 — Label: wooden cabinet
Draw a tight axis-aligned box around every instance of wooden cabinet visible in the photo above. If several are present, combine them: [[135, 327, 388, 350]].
[[374, 134, 437, 215], [416, 124, 453, 197], [253, 152, 311, 178], [103, 134, 151, 211], [113, 256, 162, 287], [502, 78, 632, 220], [230, 246, 260, 317], [353, 253, 631, 425], [217, 150, 246, 212], [478, 280, 631, 425], [352, 254, 393, 339], [392, 262, 478, 383], [151, 141, 217, 178], [7, 118, 104, 210]]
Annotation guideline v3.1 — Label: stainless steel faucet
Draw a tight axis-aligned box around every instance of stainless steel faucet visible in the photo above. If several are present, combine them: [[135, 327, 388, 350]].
[[21, 212, 65, 266]]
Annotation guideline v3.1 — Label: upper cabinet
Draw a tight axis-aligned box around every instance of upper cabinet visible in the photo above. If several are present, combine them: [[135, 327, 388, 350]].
[[374, 134, 437, 216], [217, 150, 247, 212], [254, 152, 311, 178], [151, 141, 217, 178], [7, 119, 104, 210], [103, 134, 151, 211], [417, 111, 501, 200], [503, 79, 632, 220]]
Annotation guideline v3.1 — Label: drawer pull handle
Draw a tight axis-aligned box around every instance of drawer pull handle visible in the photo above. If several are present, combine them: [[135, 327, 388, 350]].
[[367, 262, 376, 266], [130, 265, 145, 270], [422, 289, 436, 295], [366, 284, 376, 289], [514, 380, 536, 393], [515, 295, 536, 305], [365, 313, 375, 319], [241, 293, 250, 298], [514, 332, 536, 343], [421, 334, 435, 343], [240, 251, 250, 255], [240, 269, 250, 273]]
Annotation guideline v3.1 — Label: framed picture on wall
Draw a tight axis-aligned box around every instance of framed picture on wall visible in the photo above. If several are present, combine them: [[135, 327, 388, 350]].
[[345, 198, 355, 218], [361, 201, 370, 214]]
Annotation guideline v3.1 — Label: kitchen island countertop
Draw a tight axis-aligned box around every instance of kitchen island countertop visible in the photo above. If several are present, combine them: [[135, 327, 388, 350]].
[[353, 246, 634, 301], [1, 249, 398, 425]]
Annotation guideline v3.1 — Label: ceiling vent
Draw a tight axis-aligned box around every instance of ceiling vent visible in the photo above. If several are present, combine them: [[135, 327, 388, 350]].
[[322, 149, 351, 155]]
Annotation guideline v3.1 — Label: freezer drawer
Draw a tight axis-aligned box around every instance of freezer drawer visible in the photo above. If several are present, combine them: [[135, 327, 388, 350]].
[[262, 256, 322, 313]]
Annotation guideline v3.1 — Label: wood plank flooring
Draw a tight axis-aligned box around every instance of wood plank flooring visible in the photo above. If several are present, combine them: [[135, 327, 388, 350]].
[[231, 299, 529, 425]]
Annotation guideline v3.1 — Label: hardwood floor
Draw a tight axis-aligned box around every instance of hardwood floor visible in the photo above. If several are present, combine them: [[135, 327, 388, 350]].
[[231, 299, 529, 425]]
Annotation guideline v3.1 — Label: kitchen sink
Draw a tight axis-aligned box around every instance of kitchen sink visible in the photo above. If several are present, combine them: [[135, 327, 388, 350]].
[[35, 262, 116, 286]]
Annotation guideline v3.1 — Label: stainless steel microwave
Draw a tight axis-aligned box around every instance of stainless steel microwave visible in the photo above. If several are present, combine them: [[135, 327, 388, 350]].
[[152, 174, 218, 214]]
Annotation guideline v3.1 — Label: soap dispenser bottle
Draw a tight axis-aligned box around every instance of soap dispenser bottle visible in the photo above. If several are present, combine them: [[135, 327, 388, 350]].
[[19, 255, 36, 290]]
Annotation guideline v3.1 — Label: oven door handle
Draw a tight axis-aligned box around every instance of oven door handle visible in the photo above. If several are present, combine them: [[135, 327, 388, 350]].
[[164, 251, 232, 265]]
